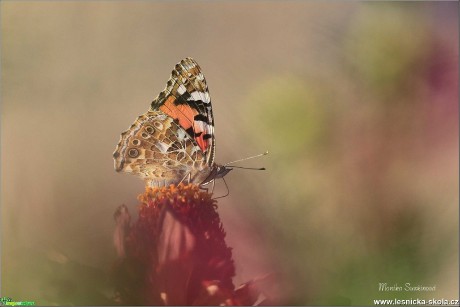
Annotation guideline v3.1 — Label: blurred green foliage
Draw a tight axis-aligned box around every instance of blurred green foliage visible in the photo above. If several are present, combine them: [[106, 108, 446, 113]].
[[345, 4, 431, 99], [242, 3, 458, 306]]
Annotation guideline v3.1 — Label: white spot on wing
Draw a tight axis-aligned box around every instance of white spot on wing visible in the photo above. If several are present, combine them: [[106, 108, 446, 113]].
[[194, 120, 206, 132], [177, 129, 186, 141], [150, 113, 167, 121], [190, 146, 201, 154], [206, 124, 213, 135], [189, 91, 202, 102], [155, 142, 169, 153], [177, 84, 186, 95]]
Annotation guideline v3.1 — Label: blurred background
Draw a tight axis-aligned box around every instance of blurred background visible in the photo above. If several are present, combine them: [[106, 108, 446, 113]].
[[1, 1, 458, 305]]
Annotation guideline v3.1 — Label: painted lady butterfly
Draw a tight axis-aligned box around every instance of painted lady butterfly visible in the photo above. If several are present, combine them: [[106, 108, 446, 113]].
[[113, 58, 232, 188]]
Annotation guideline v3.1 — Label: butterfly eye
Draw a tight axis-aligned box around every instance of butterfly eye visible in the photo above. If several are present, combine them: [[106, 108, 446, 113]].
[[153, 121, 163, 130], [145, 125, 155, 134], [128, 148, 139, 158], [132, 139, 141, 146]]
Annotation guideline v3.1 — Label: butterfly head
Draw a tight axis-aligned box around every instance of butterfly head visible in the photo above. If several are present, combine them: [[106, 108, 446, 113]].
[[214, 165, 233, 179], [200, 151, 268, 187], [200, 164, 232, 186]]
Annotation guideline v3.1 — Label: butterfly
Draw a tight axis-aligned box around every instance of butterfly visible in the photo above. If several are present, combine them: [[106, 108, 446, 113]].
[[113, 58, 233, 188]]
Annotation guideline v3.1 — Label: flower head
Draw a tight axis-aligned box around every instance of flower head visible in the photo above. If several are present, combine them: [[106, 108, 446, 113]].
[[113, 184, 237, 305]]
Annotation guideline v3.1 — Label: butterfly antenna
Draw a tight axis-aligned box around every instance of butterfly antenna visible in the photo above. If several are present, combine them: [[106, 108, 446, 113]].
[[213, 177, 230, 200], [228, 166, 266, 171], [224, 151, 269, 166]]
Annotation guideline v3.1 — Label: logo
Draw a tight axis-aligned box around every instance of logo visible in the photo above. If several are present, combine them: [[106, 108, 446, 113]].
[[0, 297, 35, 306]]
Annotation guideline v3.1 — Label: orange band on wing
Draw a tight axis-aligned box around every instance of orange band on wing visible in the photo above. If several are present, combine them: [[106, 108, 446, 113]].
[[160, 97, 209, 152], [160, 97, 194, 130]]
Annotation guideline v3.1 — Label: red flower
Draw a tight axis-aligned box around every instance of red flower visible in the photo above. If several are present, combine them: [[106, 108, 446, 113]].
[[113, 184, 244, 305]]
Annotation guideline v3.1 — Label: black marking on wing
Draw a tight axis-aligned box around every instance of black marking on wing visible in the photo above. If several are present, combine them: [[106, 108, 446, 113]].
[[185, 127, 195, 138], [194, 114, 209, 123]]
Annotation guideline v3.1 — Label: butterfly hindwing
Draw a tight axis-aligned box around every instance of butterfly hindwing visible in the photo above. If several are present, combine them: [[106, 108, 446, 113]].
[[151, 58, 215, 165], [113, 111, 208, 187]]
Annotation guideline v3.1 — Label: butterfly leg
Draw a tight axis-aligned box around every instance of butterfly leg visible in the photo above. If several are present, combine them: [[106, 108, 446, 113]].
[[200, 186, 209, 193], [213, 177, 230, 200], [199, 179, 214, 194], [211, 179, 216, 194]]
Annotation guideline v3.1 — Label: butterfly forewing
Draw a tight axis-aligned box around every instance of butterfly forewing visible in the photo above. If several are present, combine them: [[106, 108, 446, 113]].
[[151, 58, 215, 166]]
